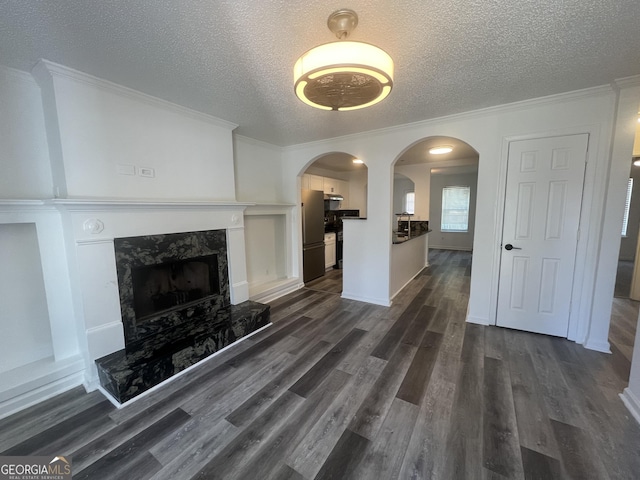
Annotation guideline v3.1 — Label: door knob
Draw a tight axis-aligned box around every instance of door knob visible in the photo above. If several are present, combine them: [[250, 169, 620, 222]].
[[504, 244, 522, 251]]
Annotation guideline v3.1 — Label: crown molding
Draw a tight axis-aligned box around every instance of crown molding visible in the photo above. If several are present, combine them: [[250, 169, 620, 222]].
[[283, 84, 615, 153], [234, 133, 284, 152], [613, 75, 640, 90], [31, 59, 238, 131], [0, 64, 37, 86]]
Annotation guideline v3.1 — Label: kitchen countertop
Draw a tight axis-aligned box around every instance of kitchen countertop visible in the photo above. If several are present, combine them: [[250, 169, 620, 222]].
[[393, 229, 431, 244]]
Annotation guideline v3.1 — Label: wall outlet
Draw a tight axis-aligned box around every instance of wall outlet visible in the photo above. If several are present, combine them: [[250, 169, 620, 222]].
[[139, 167, 155, 178]]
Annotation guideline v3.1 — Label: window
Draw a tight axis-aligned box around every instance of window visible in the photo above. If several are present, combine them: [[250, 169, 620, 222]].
[[622, 178, 633, 236], [441, 186, 470, 232], [404, 191, 415, 214]]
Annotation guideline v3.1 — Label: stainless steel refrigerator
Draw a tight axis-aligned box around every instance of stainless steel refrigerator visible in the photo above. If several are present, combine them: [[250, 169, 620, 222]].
[[302, 189, 325, 283]]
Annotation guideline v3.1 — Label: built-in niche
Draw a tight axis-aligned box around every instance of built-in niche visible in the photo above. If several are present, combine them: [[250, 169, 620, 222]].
[[0, 223, 52, 373]]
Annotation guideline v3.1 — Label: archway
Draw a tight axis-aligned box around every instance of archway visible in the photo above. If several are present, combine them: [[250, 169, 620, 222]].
[[390, 136, 479, 299], [299, 152, 369, 293]]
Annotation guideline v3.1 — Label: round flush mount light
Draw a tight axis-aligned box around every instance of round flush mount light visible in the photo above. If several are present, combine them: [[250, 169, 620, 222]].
[[633, 158, 640, 167], [429, 145, 453, 155], [352, 158, 364, 164], [294, 9, 394, 111]]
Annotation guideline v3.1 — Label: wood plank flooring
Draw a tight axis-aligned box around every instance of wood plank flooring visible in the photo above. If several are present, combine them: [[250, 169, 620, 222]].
[[2, 249, 640, 479]]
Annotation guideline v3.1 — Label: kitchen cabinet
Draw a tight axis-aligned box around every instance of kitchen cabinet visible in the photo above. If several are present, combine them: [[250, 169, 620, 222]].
[[302, 174, 324, 191], [309, 174, 324, 191], [337, 179, 349, 208], [302, 174, 351, 208], [323, 178, 350, 208], [324, 232, 336, 269], [323, 177, 336, 195]]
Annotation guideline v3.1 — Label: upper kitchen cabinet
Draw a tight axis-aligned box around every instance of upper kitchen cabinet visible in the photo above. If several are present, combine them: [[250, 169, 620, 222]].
[[323, 178, 350, 208], [323, 177, 337, 195], [302, 174, 324, 191], [302, 172, 354, 209]]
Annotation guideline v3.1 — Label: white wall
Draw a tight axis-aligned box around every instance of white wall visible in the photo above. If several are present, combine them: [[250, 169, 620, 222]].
[[347, 170, 368, 217], [234, 135, 285, 203], [0, 66, 53, 198], [32, 60, 237, 201], [429, 171, 478, 251], [282, 87, 622, 349], [0, 223, 53, 372]]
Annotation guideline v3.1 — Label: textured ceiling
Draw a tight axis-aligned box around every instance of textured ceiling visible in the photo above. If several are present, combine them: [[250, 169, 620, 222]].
[[1, 1, 639, 147]]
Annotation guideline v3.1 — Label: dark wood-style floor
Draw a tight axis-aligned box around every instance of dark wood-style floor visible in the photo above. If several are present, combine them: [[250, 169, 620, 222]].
[[2, 250, 639, 479]]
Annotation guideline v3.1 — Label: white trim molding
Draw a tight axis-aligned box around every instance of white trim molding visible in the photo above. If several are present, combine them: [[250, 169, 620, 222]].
[[620, 388, 640, 426]]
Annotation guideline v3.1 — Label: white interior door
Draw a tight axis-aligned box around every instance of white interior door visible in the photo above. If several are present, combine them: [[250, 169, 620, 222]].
[[497, 134, 588, 337]]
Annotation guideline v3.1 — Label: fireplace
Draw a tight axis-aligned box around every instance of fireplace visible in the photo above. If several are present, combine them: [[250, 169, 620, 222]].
[[96, 228, 270, 404], [114, 229, 231, 347]]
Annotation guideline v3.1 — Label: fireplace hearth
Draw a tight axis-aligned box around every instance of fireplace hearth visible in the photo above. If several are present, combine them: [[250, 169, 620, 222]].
[[95, 229, 270, 404]]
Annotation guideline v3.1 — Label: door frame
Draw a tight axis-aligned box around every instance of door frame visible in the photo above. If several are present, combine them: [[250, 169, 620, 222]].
[[488, 125, 607, 344]]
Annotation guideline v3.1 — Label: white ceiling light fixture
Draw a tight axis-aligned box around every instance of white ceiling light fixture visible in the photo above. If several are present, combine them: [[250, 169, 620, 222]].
[[429, 145, 454, 155], [352, 158, 364, 164], [294, 9, 394, 112]]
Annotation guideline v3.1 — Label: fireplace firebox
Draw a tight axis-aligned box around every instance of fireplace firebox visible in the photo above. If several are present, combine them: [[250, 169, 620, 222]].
[[131, 254, 220, 321]]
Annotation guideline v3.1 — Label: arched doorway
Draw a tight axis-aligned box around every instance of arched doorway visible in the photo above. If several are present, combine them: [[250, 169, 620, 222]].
[[300, 152, 368, 293], [390, 136, 479, 299]]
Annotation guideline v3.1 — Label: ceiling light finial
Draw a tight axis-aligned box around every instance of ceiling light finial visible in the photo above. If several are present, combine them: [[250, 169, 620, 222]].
[[294, 9, 394, 111], [327, 9, 358, 39]]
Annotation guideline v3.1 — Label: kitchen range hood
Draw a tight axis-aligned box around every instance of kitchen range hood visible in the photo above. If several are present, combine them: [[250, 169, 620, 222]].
[[324, 193, 344, 201]]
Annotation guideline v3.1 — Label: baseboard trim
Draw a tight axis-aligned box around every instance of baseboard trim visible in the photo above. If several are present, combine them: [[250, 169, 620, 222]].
[[620, 388, 640, 426], [0, 370, 85, 420], [341, 291, 391, 307], [249, 278, 302, 304], [390, 267, 428, 301], [584, 338, 611, 353]]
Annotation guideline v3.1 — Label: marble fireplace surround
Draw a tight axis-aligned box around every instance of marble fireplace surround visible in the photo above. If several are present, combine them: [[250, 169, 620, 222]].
[[54, 199, 269, 396], [114, 229, 231, 347]]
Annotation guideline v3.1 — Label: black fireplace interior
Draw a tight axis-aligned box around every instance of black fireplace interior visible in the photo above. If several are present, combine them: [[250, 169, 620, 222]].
[[131, 254, 219, 321]]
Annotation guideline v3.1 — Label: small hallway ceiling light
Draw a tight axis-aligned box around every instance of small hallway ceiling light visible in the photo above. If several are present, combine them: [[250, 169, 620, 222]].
[[352, 158, 364, 164], [429, 145, 454, 155], [294, 9, 394, 111]]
